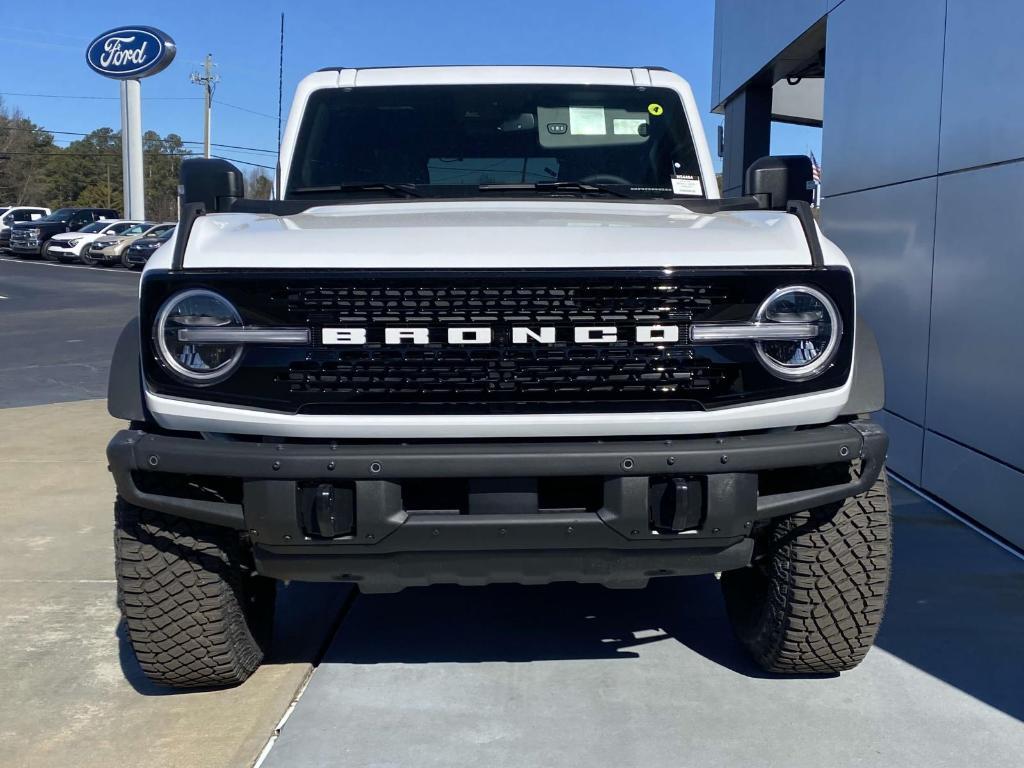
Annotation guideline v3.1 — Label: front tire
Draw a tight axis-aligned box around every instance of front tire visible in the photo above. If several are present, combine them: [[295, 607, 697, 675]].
[[721, 466, 892, 674], [114, 498, 276, 688]]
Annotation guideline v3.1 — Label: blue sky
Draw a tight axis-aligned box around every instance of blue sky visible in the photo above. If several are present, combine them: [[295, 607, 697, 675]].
[[0, 0, 820, 176]]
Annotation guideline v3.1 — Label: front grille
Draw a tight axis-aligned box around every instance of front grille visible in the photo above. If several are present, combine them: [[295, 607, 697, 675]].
[[141, 269, 855, 415]]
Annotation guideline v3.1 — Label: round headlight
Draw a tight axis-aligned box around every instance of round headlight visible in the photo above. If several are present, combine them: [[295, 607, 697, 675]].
[[155, 289, 243, 383], [754, 285, 841, 380]]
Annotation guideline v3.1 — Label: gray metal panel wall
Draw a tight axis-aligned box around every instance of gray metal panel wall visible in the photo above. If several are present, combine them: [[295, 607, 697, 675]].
[[822, 179, 936, 425], [821, 0, 946, 195], [939, 0, 1024, 172], [923, 432, 1024, 547], [928, 164, 1024, 471], [712, 0, 828, 108]]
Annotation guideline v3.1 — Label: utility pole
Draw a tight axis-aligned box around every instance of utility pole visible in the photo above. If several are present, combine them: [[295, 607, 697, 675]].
[[190, 54, 219, 158]]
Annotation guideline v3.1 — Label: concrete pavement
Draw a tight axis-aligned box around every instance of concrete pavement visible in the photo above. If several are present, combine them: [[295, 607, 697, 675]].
[[0, 400, 351, 768]]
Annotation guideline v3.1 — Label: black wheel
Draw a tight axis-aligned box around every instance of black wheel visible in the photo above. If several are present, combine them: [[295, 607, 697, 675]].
[[721, 465, 892, 674], [114, 498, 276, 688], [120, 251, 137, 269], [80, 248, 98, 266]]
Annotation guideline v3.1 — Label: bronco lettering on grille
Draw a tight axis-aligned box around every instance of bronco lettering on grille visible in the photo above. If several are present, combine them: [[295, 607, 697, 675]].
[[321, 325, 681, 345]]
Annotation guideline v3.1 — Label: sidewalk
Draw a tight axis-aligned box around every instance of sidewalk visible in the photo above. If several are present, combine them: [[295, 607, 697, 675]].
[[0, 400, 348, 768]]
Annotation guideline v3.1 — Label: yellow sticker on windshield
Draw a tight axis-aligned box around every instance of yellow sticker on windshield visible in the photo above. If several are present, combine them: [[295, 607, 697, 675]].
[[648, 103, 664, 116]]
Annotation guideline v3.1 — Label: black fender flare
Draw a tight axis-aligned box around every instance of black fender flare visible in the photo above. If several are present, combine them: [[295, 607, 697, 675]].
[[841, 316, 885, 416], [108, 317, 147, 421]]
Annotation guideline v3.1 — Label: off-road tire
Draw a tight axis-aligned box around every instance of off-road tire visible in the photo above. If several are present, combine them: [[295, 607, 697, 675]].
[[721, 466, 892, 674], [114, 498, 275, 688]]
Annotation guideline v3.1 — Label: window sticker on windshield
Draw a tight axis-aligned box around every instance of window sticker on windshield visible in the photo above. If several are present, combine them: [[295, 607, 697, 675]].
[[569, 107, 606, 135], [613, 118, 647, 136], [671, 175, 703, 196], [648, 103, 664, 116]]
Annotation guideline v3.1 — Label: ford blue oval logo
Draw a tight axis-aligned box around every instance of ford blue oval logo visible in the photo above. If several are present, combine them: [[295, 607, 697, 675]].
[[86, 26, 176, 79]]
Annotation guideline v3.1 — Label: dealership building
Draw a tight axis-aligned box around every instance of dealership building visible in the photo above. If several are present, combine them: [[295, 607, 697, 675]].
[[713, 0, 1023, 548]]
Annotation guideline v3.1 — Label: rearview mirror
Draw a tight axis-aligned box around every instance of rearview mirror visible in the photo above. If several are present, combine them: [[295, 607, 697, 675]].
[[179, 158, 244, 213], [744, 155, 814, 211]]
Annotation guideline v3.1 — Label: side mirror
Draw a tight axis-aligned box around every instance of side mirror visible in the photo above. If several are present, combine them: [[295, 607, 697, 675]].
[[744, 155, 814, 211], [179, 158, 244, 213]]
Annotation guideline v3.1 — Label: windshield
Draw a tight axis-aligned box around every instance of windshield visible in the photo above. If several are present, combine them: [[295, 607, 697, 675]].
[[121, 223, 150, 236], [0, 208, 8, 217], [156, 226, 175, 240], [287, 84, 704, 200], [106, 222, 136, 234], [41, 208, 74, 223], [79, 221, 109, 234]]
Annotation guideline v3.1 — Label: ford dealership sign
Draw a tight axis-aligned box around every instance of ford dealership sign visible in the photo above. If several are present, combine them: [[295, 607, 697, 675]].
[[86, 26, 176, 79]]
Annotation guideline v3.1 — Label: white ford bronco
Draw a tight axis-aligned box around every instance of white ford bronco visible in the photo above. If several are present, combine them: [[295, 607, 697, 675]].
[[107, 66, 891, 688]]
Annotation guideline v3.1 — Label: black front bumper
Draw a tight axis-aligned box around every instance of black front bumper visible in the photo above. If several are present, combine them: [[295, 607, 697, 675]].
[[107, 419, 886, 592]]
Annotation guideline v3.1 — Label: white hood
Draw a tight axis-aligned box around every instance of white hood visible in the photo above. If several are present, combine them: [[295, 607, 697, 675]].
[[148, 200, 844, 271]]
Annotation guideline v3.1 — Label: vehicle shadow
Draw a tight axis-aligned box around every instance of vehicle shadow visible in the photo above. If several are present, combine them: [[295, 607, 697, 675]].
[[321, 575, 797, 679]]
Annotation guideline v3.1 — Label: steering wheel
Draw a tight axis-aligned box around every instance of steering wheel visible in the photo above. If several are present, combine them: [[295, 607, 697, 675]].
[[580, 174, 631, 186]]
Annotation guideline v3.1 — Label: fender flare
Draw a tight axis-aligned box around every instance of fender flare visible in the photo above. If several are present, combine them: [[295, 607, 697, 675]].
[[841, 316, 885, 416], [108, 316, 147, 422]]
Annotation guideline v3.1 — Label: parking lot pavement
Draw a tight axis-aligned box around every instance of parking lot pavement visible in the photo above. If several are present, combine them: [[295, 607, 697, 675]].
[[263, 481, 1024, 768], [0, 400, 352, 768], [0, 257, 139, 407]]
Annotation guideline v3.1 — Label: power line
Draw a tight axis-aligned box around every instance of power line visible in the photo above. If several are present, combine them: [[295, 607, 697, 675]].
[[1, 91, 278, 118], [218, 100, 278, 120], [2, 125, 277, 154]]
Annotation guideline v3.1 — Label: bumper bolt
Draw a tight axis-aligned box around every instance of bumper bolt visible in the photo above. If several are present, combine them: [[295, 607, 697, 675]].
[[369, 461, 382, 474], [630, 529, 640, 535], [147, 455, 159, 467], [432, 529, 439, 537], [839, 445, 850, 457], [499, 528, 506, 536], [366, 533, 375, 540], [272, 461, 281, 471], [327, 461, 336, 471], [621, 458, 635, 471], [283, 534, 292, 541], [667, 456, 676, 466], [566, 526, 574, 535], [720, 454, 729, 464], [712, 527, 721, 534]]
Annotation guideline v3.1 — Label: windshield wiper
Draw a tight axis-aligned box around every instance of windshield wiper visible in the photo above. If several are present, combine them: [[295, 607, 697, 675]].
[[478, 181, 633, 199], [291, 183, 422, 198]]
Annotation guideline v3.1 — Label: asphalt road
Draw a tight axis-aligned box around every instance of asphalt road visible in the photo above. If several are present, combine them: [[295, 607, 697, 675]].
[[0, 256, 139, 407]]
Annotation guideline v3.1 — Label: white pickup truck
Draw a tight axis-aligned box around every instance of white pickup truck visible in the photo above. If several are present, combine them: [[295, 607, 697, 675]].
[[106, 65, 890, 688]]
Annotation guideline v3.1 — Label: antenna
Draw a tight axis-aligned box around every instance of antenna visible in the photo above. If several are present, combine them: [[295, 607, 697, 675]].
[[278, 13, 285, 155], [189, 54, 220, 158]]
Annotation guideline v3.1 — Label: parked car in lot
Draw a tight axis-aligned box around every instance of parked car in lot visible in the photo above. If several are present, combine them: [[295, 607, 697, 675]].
[[121, 224, 176, 268], [84, 221, 174, 266], [9, 207, 119, 257], [44, 220, 142, 263], [0, 206, 50, 252]]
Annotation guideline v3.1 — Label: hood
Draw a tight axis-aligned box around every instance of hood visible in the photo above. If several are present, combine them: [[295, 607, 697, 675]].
[[150, 199, 838, 271], [51, 231, 88, 242]]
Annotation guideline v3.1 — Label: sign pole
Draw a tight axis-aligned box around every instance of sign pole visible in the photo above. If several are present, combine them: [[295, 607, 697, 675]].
[[120, 78, 145, 220], [87, 25, 176, 221]]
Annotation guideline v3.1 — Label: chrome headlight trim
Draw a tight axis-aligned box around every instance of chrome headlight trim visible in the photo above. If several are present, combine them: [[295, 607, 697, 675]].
[[154, 289, 245, 384], [753, 285, 842, 381]]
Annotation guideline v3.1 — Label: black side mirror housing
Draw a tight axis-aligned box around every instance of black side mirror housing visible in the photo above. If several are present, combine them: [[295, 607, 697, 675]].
[[744, 155, 814, 211], [179, 158, 245, 213]]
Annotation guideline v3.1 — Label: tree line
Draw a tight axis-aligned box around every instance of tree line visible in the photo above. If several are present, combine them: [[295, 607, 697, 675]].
[[0, 98, 272, 221]]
